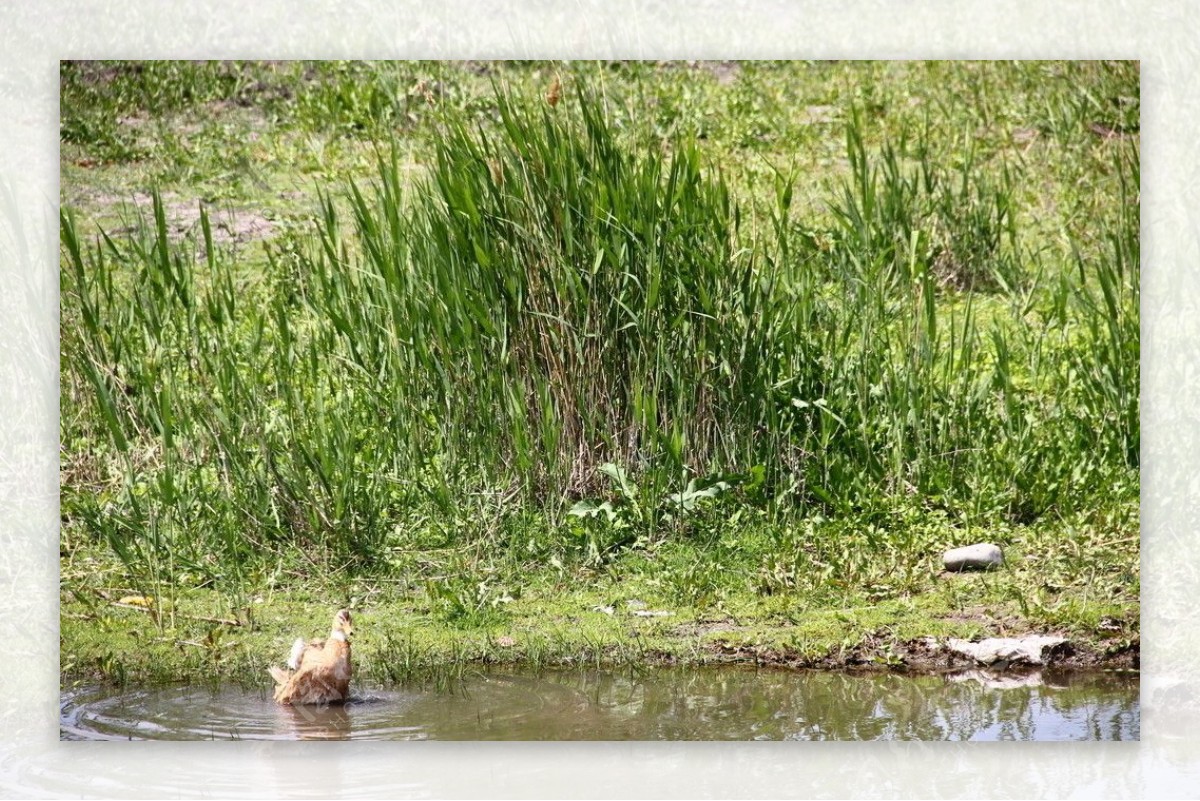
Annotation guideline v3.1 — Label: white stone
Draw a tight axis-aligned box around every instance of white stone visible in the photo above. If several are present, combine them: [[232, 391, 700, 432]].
[[943, 543, 1004, 572], [946, 635, 1068, 666]]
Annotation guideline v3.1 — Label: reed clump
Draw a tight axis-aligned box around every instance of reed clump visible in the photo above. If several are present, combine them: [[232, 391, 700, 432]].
[[60, 71, 1139, 604]]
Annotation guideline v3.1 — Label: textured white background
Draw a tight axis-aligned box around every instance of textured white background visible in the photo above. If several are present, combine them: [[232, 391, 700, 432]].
[[3, 1, 1196, 797]]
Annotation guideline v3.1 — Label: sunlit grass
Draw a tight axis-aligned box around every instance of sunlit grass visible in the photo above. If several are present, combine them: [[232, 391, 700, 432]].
[[59, 62, 1138, 677]]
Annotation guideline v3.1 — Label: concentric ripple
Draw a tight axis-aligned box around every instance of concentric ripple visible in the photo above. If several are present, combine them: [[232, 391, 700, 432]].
[[60, 684, 424, 741]]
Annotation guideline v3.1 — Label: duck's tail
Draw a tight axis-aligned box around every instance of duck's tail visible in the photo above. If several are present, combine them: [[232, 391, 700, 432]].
[[268, 665, 291, 686]]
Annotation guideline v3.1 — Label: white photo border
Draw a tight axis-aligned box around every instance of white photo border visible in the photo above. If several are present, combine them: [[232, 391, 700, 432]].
[[3, 1, 1195, 796]]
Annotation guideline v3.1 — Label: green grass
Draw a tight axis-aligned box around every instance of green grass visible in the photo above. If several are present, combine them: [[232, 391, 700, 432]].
[[59, 60, 1139, 683]]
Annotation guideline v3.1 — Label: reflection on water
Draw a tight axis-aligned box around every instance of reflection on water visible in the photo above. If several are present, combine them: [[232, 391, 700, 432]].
[[277, 701, 353, 740], [60, 666, 1138, 741]]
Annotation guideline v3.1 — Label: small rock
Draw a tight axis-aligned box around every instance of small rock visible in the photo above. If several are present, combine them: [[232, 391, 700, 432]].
[[943, 543, 1003, 572]]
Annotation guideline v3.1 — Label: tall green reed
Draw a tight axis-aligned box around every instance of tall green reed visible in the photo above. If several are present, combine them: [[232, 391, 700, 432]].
[[60, 78, 1139, 584], [306, 86, 786, 517]]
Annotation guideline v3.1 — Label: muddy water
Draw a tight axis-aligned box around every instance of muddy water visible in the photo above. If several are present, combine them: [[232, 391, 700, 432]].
[[60, 666, 1138, 741]]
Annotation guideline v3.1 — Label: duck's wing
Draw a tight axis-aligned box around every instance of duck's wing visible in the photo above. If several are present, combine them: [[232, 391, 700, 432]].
[[286, 637, 309, 670]]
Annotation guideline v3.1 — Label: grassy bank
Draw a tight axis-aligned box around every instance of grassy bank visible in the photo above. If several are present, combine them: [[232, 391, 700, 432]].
[[60, 61, 1139, 686]]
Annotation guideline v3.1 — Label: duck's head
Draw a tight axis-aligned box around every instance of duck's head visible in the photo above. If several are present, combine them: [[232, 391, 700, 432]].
[[333, 608, 354, 639]]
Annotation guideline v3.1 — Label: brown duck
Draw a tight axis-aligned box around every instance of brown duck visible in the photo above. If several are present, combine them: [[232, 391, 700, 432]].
[[268, 609, 353, 705]]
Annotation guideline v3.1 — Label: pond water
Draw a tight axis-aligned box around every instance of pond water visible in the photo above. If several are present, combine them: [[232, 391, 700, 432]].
[[60, 666, 1139, 741]]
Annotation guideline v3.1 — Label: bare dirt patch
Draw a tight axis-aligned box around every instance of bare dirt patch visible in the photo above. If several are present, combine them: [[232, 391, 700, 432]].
[[935, 604, 1029, 636], [97, 191, 279, 249], [669, 618, 747, 638], [695, 61, 741, 86]]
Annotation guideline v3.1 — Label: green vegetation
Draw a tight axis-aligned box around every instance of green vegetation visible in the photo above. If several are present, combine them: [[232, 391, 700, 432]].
[[60, 61, 1139, 685]]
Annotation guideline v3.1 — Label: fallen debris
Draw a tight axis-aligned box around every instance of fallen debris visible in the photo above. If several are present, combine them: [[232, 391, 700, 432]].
[[946, 635, 1068, 667], [943, 543, 1004, 572]]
